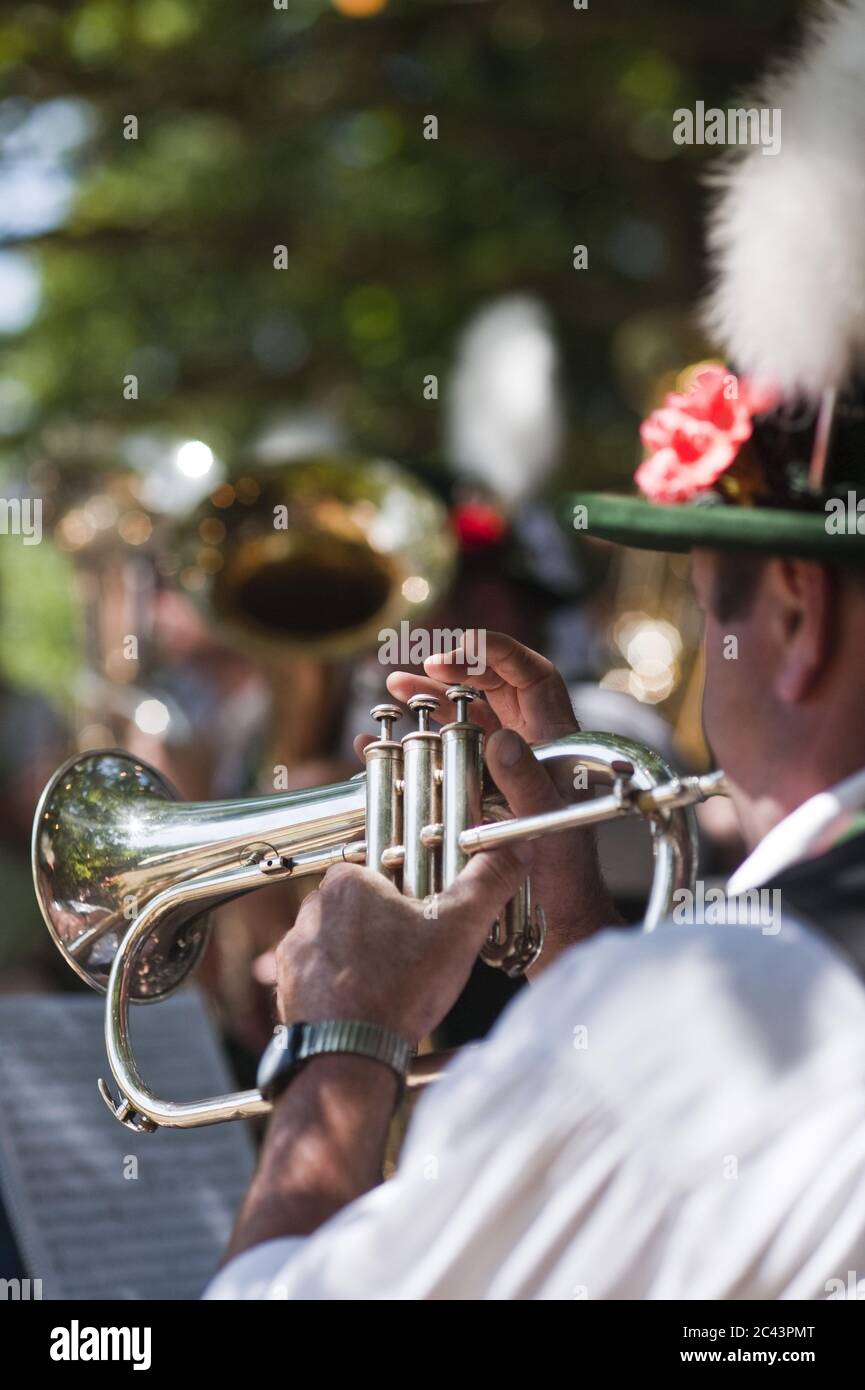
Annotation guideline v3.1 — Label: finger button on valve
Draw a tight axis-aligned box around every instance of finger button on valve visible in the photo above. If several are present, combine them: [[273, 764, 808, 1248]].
[[370, 703, 402, 742], [446, 685, 478, 724], [407, 694, 439, 732]]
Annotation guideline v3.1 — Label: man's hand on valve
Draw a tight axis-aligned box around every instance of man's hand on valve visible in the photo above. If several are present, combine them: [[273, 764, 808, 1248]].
[[275, 842, 535, 1045], [353, 631, 622, 974]]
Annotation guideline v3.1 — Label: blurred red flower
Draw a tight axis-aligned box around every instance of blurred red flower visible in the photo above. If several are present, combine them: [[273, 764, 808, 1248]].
[[451, 499, 509, 549]]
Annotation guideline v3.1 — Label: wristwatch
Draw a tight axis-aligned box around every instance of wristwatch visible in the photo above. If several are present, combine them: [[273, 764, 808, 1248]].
[[256, 1019, 413, 1104]]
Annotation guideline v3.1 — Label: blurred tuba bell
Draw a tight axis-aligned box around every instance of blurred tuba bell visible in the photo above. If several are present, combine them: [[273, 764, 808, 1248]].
[[175, 453, 457, 660]]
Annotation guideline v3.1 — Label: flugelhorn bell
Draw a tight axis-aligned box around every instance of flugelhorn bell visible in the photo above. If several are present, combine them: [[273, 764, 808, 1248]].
[[32, 748, 367, 1001]]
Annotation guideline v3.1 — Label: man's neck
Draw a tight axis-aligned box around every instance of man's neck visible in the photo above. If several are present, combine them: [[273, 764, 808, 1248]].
[[735, 751, 865, 853], [728, 760, 865, 894]]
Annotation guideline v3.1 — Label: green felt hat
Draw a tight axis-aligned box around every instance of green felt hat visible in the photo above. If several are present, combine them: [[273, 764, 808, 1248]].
[[559, 489, 865, 560], [559, 372, 865, 562]]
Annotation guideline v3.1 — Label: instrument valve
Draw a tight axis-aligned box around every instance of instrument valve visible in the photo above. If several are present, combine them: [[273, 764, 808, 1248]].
[[445, 685, 479, 724], [370, 703, 402, 742], [407, 693, 439, 733]]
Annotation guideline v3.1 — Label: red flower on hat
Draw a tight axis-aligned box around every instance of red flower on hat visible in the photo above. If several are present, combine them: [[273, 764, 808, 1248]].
[[635, 367, 777, 504]]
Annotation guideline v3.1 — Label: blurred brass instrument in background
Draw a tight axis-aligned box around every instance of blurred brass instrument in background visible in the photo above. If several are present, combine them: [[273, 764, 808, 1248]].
[[33, 703, 726, 1132], [176, 453, 457, 660], [48, 452, 458, 748], [38, 461, 164, 744]]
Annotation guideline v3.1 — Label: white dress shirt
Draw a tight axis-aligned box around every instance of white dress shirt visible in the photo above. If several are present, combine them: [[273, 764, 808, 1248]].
[[204, 777, 865, 1300]]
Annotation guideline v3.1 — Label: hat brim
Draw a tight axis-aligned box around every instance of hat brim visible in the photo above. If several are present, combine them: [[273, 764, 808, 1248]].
[[561, 493, 865, 560]]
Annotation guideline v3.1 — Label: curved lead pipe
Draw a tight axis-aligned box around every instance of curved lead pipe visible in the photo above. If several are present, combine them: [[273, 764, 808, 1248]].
[[512, 734, 704, 933]]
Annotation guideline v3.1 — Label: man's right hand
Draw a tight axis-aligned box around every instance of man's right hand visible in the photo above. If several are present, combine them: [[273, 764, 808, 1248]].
[[357, 631, 621, 974]]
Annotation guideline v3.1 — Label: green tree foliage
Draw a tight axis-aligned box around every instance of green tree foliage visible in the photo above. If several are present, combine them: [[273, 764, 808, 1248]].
[[0, 0, 800, 694]]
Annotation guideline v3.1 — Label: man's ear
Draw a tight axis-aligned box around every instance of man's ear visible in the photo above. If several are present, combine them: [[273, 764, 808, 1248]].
[[769, 559, 835, 704]]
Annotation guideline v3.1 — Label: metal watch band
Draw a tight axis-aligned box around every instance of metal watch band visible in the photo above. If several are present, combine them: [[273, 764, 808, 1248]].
[[297, 1019, 412, 1082], [258, 1019, 413, 1104]]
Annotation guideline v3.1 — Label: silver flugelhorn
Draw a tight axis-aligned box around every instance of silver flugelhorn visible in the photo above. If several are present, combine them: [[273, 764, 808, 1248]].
[[32, 696, 727, 1132]]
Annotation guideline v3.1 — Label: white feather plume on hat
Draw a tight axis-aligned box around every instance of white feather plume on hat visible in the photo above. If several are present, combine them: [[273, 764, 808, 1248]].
[[703, 0, 865, 399]]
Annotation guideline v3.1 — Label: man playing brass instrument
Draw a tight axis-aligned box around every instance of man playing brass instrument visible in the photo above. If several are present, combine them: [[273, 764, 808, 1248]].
[[206, 2, 865, 1299]]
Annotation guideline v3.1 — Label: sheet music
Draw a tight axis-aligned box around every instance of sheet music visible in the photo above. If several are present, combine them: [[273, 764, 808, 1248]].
[[0, 991, 255, 1300]]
